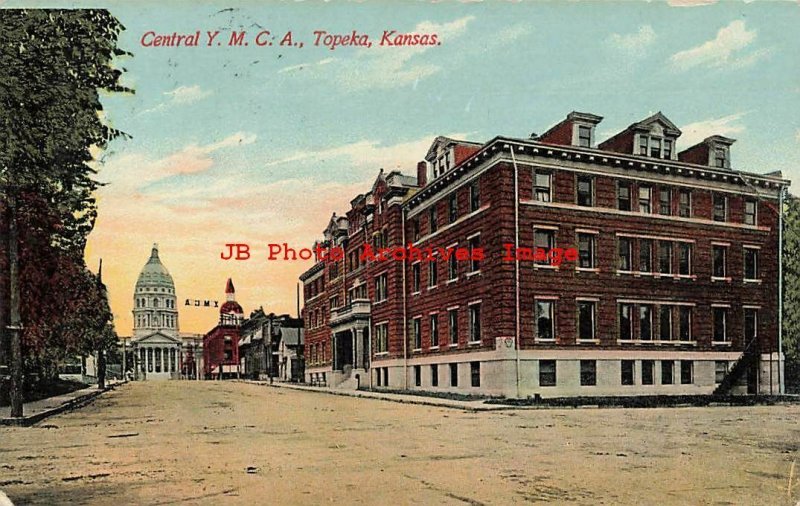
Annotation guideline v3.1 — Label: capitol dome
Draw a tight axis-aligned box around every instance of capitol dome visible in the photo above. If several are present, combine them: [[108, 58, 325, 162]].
[[136, 244, 175, 290]]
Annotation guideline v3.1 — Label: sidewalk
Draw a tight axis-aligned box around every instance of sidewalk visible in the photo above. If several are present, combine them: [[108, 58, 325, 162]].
[[0, 381, 124, 427], [241, 380, 514, 411]]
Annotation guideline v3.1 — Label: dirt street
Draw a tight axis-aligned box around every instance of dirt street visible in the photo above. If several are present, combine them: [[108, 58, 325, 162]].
[[1, 381, 799, 505]]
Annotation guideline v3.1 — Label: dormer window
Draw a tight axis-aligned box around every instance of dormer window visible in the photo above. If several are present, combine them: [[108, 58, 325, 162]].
[[578, 125, 592, 147], [638, 135, 674, 159], [715, 148, 727, 168], [650, 138, 661, 158]]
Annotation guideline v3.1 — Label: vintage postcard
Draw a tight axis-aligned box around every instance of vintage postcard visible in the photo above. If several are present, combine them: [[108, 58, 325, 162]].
[[1, 1, 800, 504]]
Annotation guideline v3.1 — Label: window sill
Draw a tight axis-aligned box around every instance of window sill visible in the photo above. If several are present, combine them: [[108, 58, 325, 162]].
[[743, 279, 762, 284], [534, 338, 556, 344], [429, 346, 439, 350], [373, 300, 387, 307], [412, 348, 422, 353], [466, 271, 481, 278], [411, 291, 421, 296], [576, 267, 600, 273], [468, 340, 481, 346], [534, 265, 559, 271], [375, 352, 388, 356], [712, 341, 732, 346], [711, 277, 732, 283], [577, 339, 600, 344], [427, 285, 438, 291], [446, 278, 458, 284]]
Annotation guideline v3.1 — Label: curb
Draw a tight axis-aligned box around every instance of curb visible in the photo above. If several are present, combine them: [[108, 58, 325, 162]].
[[0, 381, 126, 427], [238, 380, 507, 412]]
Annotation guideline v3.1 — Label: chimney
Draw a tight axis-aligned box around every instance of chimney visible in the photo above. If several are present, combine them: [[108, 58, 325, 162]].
[[417, 160, 428, 188]]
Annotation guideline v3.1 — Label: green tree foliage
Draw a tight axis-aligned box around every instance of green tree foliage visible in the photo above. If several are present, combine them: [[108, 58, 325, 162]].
[[0, 10, 131, 382], [783, 195, 800, 391]]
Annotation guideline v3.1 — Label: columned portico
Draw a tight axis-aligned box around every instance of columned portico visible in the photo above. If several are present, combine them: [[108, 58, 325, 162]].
[[328, 299, 371, 388], [132, 332, 182, 380]]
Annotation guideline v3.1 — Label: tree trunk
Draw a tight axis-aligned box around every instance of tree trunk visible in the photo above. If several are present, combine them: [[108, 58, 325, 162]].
[[96, 349, 106, 390], [8, 195, 24, 417]]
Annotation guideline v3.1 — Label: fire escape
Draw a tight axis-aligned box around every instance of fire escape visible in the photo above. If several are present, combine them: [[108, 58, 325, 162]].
[[712, 335, 760, 396]]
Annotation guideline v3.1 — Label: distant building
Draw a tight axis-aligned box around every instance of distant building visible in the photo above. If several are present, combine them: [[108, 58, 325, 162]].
[[300, 111, 789, 397], [203, 279, 243, 379], [130, 244, 182, 380], [238, 310, 304, 381]]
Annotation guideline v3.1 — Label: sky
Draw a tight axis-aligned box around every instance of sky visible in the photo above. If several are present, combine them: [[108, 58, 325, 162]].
[[9, 0, 800, 335]]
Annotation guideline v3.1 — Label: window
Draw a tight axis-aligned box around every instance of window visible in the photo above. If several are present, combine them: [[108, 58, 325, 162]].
[[639, 305, 653, 341], [577, 176, 593, 206], [650, 138, 661, 159], [430, 314, 439, 348], [660, 305, 672, 341], [539, 360, 556, 387], [639, 136, 648, 156], [449, 363, 458, 387], [449, 309, 458, 345], [412, 263, 421, 293], [642, 360, 654, 385], [470, 182, 480, 212], [678, 243, 692, 275], [621, 360, 635, 385], [414, 365, 421, 387], [659, 188, 671, 215], [618, 237, 632, 271], [535, 229, 556, 265], [535, 300, 555, 341], [375, 274, 388, 302], [678, 190, 691, 217], [412, 218, 420, 242], [712, 245, 727, 278], [578, 125, 591, 147], [580, 360, 596, 386], [376, 368, 382, 386], [469, 304, 481, 343], [742, 308, 757, 353], [413, 317, 422, 349], [744, 247, 759, 280], [713, 307, 728, 342], [470, 362, 480, 387], [375, 323, 388, 353], [664, 139, 673, 159], [619, 303, 633, 340], [448, 193, 458, 223], [679, 306, 692, 341], [639, 239, 653, 273], [715, 361, 728, 384], [639, 186, 652, 213], [383, 368, 389, 386], [661, 360, 674, 385], [469, 235, 481, 273], [534, 171, 552, 202], [713, 194, 727, 222], [577, 233, 595, 269], [658, 242, 673, 274], [431, 365, 439, 387], [618, 182, 631, 211], [744, 200, 757, 225], [428, 259, 438, 288], [429, 206, 438, 233], [680, 361, 693, 384], [577, 301, 596, 341], [448, 253, 458, 280], [715, 148, 727, 168]]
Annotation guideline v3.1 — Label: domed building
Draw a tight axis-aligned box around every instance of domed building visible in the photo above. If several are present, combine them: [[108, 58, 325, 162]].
[[203, 278, 244, 379], [131, 244, 182, 380]]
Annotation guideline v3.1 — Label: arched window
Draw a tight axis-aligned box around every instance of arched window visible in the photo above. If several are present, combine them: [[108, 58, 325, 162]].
[[154, 298, 160, 308]]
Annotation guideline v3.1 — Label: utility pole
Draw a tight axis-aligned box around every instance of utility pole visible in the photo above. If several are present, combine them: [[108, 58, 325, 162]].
[[8, 194, 24, 418], [267, 316, 273, 385]]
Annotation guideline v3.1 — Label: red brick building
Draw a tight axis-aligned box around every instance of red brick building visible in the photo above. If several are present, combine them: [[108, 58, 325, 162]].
[[300, 111, 789, 397], [203, 278, 244, 379]]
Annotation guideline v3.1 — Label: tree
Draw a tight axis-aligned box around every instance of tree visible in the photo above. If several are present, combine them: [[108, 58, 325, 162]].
[[783, 194, 800, 392], [0, 10, 130, 416]]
